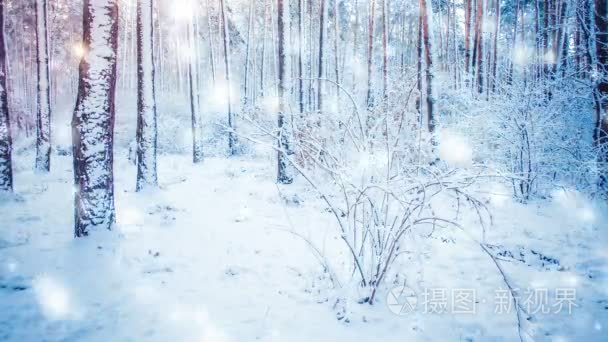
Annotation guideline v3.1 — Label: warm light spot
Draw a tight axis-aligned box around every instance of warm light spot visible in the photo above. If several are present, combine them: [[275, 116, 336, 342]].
[[261, 96, 280, 113], [172, 0, 195, 20], [513, 45, 532, 66], [544, 50, 556, 65], [438, 129, 473, 168], [72, 43, 86, 59], [118, 206, 144, 226], [33, 276, 72, 320]]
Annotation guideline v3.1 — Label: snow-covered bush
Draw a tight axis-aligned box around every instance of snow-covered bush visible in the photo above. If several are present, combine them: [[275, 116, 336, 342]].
[[438, 78, 597, 200], [244, 79, 490, 308]]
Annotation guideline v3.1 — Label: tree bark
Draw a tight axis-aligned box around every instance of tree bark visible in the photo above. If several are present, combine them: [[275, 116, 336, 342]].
[[298, 0, 305, 114], [136, 0, 158, 191], [366, 0, 375, 108], [187, 16, 204, 163], [473, 0, 484, 93], [595, 0, 608, 185], [0, 0, 12, 192], [317, 0, 326, 111], [35, 0, 51, 172], [492, 0, 500, 91], [420, 0, 435, 134], [72, 0, 119, 237], [464, 0, 472, 75], [381, 0, 388, 102], [277, 0, 294, 184], [333, 0, 340, 105], [219, 0, 237, 155], [244, 0, 255, 106], [416, 8, 422, 117]]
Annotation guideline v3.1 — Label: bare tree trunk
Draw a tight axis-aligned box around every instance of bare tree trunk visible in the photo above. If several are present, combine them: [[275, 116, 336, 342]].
[[492, 0, 500, 91], [420, 0, 435, 134], [206, 0, 216, 83], [72, 0, 119, 237], [416, 9, 422, 117], [219, 0, 237, 155], [464, 0, 472, 75], [261, 0, 269, 98], [277, 0, 294, 184], [317, 0, 326, 111], [381, 0, 388, 102], [187, 17, 204, 164], [595, 0, 608, 187], [333, 0, 340, 105], [244, 0, 255, 106], [0, 0, 13, 192], [352, 0, 360, 93], [35, 0, 51, 172], [136, 0, 158, 191], [298, 0, 305, 114], [473, 0, 484, 93], [366, 0, 375, 108], [507, 0, 520, 84], [554, 0, 568, 74]]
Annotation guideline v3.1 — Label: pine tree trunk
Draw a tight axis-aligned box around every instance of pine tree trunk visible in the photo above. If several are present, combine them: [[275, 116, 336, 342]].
[[277, 0, 294, 184], [220, 0, 237, 155], [244, 0, 255, 106], [261, 0, 268, 98], [366, 0, 375, 108], [333, 0, 340, 105], [381, 0, 388, 102], [135, 0, 158, 191], [72, 0, 119, 237], [0, 0, 12, 192], [492, 0, 500, 91], [317, 0, 326, 111], [416, 10, 422, 117], [35, 0, 51, 172], [473, 0, 484, 93], [206, 0, 216, 83], [595, 0, 608, 188], [188, 17, 204, 164], [464, 0, 472, 75], [420, 0, 435, 134], [298, 0, 304, 114]]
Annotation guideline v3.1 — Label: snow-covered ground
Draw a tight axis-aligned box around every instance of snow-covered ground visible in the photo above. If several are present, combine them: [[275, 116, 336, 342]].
[[1, 151, 607, 341]]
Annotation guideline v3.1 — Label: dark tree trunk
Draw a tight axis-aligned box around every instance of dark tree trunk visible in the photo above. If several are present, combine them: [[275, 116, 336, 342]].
[[35, 0, 51, 172], [420, 0, 435, 134], [416, 9, 422, 117], [464, 0, 472, 74], [136, 0, 158, 191], [71, 0, 119, 237], [0, 0, 13, 192], [473, 0, 484, 93]]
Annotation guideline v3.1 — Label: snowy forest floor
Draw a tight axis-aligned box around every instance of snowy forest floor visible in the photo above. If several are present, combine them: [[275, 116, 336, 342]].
[[1, 151, 607, 341]]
